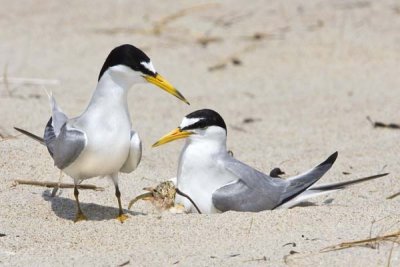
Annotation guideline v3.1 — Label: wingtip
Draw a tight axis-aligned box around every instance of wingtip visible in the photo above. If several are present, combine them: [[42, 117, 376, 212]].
[[14, 126, 23, 133], [13, 127, 45, 145], [376, 172, 389, 178], [318, 151, 338, 167], [43, 88, 53, 100]]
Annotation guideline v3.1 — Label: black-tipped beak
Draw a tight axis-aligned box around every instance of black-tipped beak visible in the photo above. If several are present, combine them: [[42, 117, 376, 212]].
[[144, 74, 190, 105]]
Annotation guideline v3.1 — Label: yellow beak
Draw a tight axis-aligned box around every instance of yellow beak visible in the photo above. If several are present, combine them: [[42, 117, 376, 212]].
[[145, 74, 190, 105], [152, 128, 192, 147]]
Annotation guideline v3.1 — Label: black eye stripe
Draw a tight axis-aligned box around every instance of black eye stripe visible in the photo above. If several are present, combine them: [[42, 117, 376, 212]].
[[138, 65, 157, 77], [181, 120, 207, 131], [180, 109, 227, 133]]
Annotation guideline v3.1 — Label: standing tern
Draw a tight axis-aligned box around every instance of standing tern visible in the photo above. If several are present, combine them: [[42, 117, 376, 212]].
[[14, 44, 189, 222], [152, 109, 388, 214]]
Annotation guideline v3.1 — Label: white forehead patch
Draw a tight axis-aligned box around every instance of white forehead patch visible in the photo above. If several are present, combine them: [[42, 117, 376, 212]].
[[140, 61, 156, 74], [180, 117, 201, 129]]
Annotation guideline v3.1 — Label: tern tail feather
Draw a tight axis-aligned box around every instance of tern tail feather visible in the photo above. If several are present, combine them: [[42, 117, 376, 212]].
[[14, 127, 45, 145], [309, 172, 389, 191], [48, 94, 68, 136], [277, 152, 338, 207], [277, 172, 389, 209]]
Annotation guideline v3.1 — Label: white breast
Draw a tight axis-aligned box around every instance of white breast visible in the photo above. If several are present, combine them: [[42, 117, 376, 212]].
[[64, 100, 131, 180], [176, 140, 236, 213]]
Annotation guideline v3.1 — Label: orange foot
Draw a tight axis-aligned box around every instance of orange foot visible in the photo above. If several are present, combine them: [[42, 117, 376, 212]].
[[116, 213, 129, 223], [74, 212, 87, 223]]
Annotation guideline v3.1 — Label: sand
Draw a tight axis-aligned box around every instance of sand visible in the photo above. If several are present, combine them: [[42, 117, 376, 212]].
[[1, 0, 399, 266]]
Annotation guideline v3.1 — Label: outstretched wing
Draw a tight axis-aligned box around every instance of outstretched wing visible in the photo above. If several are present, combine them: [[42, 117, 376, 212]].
[[120, 130, 142, 173]]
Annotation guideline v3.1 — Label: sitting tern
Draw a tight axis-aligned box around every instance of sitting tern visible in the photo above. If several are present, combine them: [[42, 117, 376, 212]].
[[15, 44, 189, 222], [152, 109, 388, 214]]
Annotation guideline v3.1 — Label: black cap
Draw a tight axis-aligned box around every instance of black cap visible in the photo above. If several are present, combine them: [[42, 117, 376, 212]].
[[98, 44, 156, 81], [181, 109, 227, 132]]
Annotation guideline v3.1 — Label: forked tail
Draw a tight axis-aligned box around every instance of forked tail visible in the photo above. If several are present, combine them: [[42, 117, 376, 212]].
[[14, 127, 45, 145]]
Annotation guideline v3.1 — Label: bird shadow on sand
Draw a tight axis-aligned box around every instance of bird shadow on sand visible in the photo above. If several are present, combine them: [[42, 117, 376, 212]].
[[290, 201, 319, 208], [42, 190, 145, 222], [288, 198, 335, 209]]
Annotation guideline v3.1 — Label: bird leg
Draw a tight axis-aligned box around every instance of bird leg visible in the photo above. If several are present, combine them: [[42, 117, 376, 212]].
[[74, 185, 87, 222], [175, 188, 202, 214], [51, 170, 63, 197], [115, 185, 128, 223]]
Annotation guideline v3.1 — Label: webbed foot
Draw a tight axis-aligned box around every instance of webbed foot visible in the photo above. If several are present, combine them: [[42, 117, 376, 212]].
[[74, 212, 87, 222], [116, 213, 129, 223]]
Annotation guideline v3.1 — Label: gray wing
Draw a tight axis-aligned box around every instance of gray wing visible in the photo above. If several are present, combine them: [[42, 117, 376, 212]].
[[49, 94, 68, 135], [44, 120, 86, 170], [277, 152, 338, 205], [120, 130, 142, 173], [278, 172, 387, 209], [212, 179, 283, 212], [212, 155, 288, 212], [212, 152, 338, 212], [15, 93, 84, 170]]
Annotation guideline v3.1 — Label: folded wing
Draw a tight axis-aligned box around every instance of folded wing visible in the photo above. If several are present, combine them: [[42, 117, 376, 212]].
[[212, 152, 338, 212], [42, 94, 86, 170], [120, 130, 142, 173]]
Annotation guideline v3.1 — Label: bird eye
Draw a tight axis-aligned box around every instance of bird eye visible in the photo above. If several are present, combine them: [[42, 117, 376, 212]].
[[198, 120, 207, 129]]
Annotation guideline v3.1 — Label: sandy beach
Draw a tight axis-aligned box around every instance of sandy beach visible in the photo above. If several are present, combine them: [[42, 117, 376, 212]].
[[1, 0, 399, 266]]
